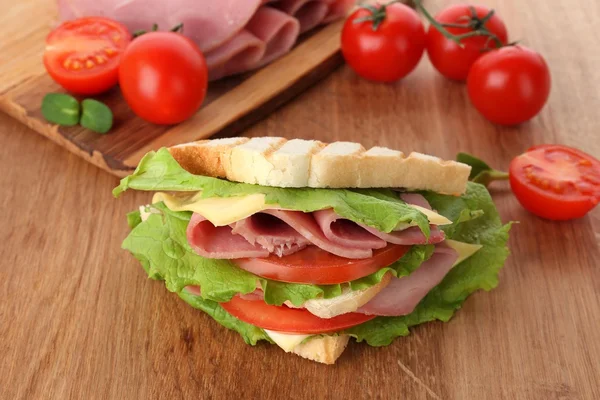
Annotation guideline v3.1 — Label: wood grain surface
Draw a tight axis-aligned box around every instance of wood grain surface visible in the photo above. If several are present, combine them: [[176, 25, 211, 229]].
[[0, 2, 345, 177], [1, 0, 600, 399]]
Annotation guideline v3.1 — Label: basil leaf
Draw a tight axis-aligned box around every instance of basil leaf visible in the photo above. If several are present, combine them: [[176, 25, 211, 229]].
[[80, 99, 113, 134], [41, 93, 80, 126], [456, 152, 509, 187]]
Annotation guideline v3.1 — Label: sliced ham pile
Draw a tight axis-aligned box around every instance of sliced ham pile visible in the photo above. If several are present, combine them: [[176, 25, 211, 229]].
[[58, 0, 355, 80], [186, 194, 445, 260]]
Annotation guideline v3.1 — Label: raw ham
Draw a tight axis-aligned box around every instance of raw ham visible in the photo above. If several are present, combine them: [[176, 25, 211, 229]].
[[57, 0, 355, 80], [357, 245, 459, 316]]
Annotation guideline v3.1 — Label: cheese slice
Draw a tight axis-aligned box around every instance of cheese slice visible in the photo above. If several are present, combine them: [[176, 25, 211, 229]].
[[152, 191, 451, 228], [446, 239, 483, 266], [264, 330, 312, 352], [410, 205, 452, 226], [153, 192, 279, 226]]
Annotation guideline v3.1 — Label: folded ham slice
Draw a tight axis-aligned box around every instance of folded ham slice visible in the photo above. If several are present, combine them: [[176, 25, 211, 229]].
[[187, 213, 271, 259], [357, 245, 459, 316], [273, 0, 329, 33], [231, 212, 310, 256], [57, 0, 354, 80]]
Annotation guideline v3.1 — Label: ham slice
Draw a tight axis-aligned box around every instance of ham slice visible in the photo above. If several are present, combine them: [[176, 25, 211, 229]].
[[314, 205, 445, 250], [313, 209, 387, 250], [255, 210, 372, 259], [205, 31, 265, 81], [357, 245, 459, 316], [231, 213, 310, 256], [206, 7, 299, 80], [186, 213, 270, 259], [360, 225, 445, 246], [322, 0, 356, 23], [273, 0, 329, 33], [400, 193, 433, 210], [58, 0, 354, 80], [246, 7, 300, 67]]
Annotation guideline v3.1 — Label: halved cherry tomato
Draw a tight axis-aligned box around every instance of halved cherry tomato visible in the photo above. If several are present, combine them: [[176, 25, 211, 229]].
[[43, 17, 131, 95], [235, 244, 410, 285], [426, 4, 508, 81], [221, 296, 376, 333], [509, 145, 600, 220]]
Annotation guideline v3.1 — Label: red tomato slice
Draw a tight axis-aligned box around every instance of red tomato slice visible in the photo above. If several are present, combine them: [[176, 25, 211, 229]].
[[509, 145, 600, 220], [235, 244, 410, 285], [43, 17, 131, 95], [221, 296, 376, 333]]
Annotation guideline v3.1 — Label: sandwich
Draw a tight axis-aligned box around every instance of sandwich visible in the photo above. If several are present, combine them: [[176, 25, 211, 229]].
[[114, 137, 511, 364]]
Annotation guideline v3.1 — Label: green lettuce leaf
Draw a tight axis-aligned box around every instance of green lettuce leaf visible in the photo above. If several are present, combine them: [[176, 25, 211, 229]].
[[127, 210, 142, 229], [178, 289, 270, 345], [123, 202, 427, 307], [114, 148, 430, 236], [349, 245, 434, 290], [345, 182, 511, 345]]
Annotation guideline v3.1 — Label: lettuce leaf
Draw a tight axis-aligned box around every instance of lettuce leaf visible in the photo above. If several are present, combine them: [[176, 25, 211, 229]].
[[114, 148, 430, 236], [178, 290, 270, 345], [122, 202, 427, 307], [344, 183, 511, 345]]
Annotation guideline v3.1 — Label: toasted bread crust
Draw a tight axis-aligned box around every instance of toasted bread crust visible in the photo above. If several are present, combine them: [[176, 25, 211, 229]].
[[169, 137, 471, 194]]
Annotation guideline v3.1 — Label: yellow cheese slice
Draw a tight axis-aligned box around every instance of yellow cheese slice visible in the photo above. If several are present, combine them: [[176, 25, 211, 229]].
[[446, 239, 483, 267], [263, 330, 312, 352], [152, 192, 280, 226], [153, 191, 452, 227], [410, 205, 452, 226]]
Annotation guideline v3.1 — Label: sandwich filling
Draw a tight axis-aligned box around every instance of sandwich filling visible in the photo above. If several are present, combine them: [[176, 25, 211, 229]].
[[115, 148, 511, 356]]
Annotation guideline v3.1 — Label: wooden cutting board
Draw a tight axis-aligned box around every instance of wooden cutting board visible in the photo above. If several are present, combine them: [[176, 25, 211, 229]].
[[0, 4, 345, 177]]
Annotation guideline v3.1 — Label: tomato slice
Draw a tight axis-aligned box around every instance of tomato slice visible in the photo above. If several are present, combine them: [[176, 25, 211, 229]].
[[509, 144, 600, 220], [43, 17, 131, 95], [221, 295, 375, 333], [235, 244, 410, 285]]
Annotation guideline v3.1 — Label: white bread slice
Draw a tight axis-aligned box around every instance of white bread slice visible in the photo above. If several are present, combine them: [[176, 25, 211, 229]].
[[169, 137, 470, 195], [292, 335, 350, 364], [284, 273, 392, 319]]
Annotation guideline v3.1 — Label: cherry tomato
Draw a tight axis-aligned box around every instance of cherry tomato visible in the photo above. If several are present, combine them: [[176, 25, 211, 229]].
[[221, 295, 376, 333], [118, 32, 208, 125], [467, 46, 551, 126], [235, 244, 409, 285], [509, 145, 600, 220], [426, 4, 508, 81], [341, 3, 426, 82], [43, 17, 131, 95]]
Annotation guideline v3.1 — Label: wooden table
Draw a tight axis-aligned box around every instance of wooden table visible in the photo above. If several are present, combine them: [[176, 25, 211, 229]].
[[1, 0, 599, 399]]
